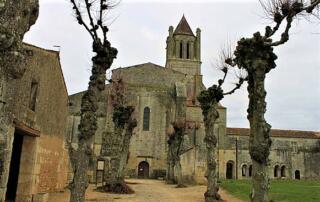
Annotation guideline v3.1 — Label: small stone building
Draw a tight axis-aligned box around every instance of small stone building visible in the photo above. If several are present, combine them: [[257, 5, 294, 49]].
[[180, 127, 320, 184], [68, 16, 320, 184], [0, 44, 70, 201]]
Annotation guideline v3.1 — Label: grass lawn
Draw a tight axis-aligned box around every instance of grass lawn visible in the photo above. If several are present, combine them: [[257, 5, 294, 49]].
[[220, 179, 320, 202]]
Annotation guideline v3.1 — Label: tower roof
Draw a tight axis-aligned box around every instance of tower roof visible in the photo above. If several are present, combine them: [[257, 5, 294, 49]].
[[174, 15, 195, 36]]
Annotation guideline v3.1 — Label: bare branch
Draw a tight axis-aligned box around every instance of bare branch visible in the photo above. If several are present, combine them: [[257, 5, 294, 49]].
[[304, 0, 320, 13], [260, 0, 320, 44], [70, 0, 95, 40], [216, 42, 236, 87], [223, 75, 247, 96], [84, 0, 99, 40]]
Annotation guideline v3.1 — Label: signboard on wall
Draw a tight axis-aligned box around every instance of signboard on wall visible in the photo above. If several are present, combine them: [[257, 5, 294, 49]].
[[97, 160, 105, 171]]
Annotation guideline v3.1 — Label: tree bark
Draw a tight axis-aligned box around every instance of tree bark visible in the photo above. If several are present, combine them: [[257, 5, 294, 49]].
[[175, 158, 183, 187], [106, 126, 124, 188], [247, 67, 271, 202], [166, 146, 175, 184], [118, 118, 137, 180], [69, 140, 90, 201], [0, 0, 39, 78], [204, 103, 220, 202], [167, 124, 184, 186], [0, 2, 38, 200], [70, 40, 117, 202], [104, 111, 136, 193]]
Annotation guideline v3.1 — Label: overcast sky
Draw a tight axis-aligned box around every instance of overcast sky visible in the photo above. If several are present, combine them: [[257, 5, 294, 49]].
[[24, 0, 320, 131]]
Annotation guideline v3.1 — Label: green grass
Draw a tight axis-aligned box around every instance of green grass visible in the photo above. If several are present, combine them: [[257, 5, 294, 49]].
[[220, 179, 320, 202]]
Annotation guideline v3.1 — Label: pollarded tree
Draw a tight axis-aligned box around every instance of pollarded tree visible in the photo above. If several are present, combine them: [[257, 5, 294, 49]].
[[223, 1, 320, 201], [166, 120, 186, 187], [0, 0, 39, 78], [68, 0, 118, 201], [102, 75, 137, 193], [0, 1, 39, 201], [197, 55, 245, 202]]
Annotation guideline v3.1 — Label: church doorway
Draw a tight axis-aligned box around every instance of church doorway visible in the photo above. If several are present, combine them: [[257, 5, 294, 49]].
[[226, 161, 234, 179], [138, 161, 149, 179], [6, 131, 24, 201], [295, 170, 300, 180]]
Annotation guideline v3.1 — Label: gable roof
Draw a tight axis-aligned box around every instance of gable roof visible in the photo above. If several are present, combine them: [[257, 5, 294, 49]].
[[227, 128, 320, 139], [174, 15, 195, 36]]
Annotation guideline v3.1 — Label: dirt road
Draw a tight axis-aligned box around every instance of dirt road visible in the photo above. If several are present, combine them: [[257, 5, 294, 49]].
[[49, 179, 242, 202]]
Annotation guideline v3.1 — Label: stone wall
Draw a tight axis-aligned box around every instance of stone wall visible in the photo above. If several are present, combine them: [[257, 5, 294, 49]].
[[68, 63, 195, 180], [0, 44, 69, 201], [217, 134, 320, 180]]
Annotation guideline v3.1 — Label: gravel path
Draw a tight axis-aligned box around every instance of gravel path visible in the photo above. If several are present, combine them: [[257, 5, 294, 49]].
[[49, 179, 243, 202]]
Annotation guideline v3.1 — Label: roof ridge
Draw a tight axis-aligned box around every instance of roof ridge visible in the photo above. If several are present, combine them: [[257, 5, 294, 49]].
[[226, 127, 320, 139], [227, 127, 318, 133]]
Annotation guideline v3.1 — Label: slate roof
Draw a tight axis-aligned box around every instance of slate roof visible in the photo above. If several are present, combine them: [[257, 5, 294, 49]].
[[227, 128, 320, 139], [174, 15, 195, 36]]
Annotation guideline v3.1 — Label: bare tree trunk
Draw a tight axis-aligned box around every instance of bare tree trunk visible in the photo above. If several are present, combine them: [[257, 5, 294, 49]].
[[69, 140, 90, 201], [166, 147, 175, 184], [118, 118, 137, 180], [0, 2, 38, 200], [247, 68, 271, 202], [106, 126, 124, 189], [70, 41, 117, 202], [175, 158, 184, 187], [204, 104, 220, 202], [103, 106, 136, 193], [167, 124, 185, 187]]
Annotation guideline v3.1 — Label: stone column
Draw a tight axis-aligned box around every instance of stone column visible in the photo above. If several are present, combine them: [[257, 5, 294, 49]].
[[190, 41, 194, 60], [176, 40, 181, 59], [183, 41, 187, 59]]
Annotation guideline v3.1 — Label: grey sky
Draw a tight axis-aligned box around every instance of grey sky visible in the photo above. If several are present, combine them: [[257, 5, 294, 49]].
[[24, 0, 320, 131]]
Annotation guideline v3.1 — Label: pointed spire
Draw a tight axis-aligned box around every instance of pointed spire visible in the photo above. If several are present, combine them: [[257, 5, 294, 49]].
[[174, 15, 195, 36]]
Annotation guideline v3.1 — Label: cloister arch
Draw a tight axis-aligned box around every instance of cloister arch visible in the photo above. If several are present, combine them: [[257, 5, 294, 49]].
[[226, 160, 235, 179]]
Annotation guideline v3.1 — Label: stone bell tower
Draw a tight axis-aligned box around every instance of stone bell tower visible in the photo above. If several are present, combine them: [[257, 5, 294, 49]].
[[165, 15, 201, 76], [165, 15, 203, 106]]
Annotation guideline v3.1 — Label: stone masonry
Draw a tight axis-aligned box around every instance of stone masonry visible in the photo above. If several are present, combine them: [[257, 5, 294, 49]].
[[0, 44, 70, 202], [68, 16, 320, 185]]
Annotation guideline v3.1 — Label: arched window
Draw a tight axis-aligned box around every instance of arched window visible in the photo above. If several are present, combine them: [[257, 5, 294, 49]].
[[143, 107, 150, 131], [249, 165, 252, 177], [186, 43, 190, 59], [274, 165, 280, 178], [242, 164, 247, 177], [226, 160, 234, 179], [180, 42, 183, 58], [281, 165, 286, 177]]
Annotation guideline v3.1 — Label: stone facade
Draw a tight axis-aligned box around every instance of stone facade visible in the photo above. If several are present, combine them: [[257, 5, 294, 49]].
[[68, 16, 320, 185], [180, 127, 320, 184], [0, 44, 70, 201]]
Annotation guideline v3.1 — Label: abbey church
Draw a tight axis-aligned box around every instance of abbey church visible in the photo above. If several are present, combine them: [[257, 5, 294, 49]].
[[68, 16, 320, 184]]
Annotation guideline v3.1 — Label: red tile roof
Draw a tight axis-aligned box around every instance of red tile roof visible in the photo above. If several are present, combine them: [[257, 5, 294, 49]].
[[227, 128, 320, 139]]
